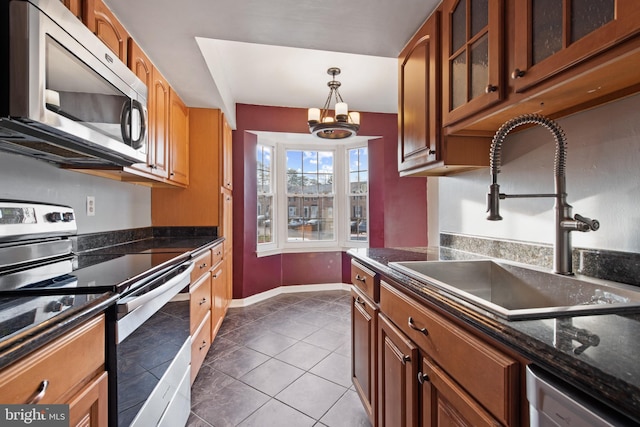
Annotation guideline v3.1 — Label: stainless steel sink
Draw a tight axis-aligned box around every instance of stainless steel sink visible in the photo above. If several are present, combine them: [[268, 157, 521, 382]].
[[389, 259, 640, 320]]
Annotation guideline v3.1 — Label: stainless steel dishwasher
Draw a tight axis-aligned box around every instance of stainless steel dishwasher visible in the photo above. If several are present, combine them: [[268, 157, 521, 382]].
[[526, 365, 637, 426]]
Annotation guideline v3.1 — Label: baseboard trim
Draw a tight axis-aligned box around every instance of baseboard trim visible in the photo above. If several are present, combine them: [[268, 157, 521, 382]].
[[229, 283, 352, 308]]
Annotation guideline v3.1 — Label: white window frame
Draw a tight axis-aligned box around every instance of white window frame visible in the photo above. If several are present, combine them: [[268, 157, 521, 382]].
[[256, 135, 369, 257], [256, 143, 277, 253]]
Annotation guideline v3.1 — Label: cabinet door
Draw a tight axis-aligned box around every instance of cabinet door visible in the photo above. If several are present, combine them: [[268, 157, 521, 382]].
[[221, 189, 233, 305], [398, 11, 440, 173], [62, 0, 83, 19], [68, 372, 108, 427], [222, 115, 233, 191], [351, 288, 378, 426], [211, 265, 226, 340], [512, 0, 640, 93], [420, 357, 499, 427], [442, 0, 504, 126], [148, 68, 171, 178], [378, 313, 419, 427], [168, 89, 189, 185], [83, 0, 129, 64]]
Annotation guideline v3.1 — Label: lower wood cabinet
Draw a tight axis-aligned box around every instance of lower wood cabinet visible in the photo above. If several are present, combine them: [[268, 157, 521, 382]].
[[0, 314, 107, 427], [351, 287, 378, 425], [378, 313, 419, 427], [351, 259, 524, 427], [189, 241, 228, 384]]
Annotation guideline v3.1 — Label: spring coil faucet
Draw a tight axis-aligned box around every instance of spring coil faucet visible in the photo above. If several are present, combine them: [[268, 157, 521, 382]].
[[486, 114, 599, 275]]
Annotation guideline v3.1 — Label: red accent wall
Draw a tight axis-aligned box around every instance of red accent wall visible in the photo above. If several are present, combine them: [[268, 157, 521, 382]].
[[232, 104, 427, 299]]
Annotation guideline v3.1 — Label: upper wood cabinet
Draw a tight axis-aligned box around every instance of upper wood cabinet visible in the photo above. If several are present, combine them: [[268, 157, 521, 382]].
[[83, 0, 129, 64], [442, 0, 504, 126], [512, 0, 640, 93], [168, 90, 189, 186], [152, 109, 229, 226], [61, 0, 83, 19], [398, 11, 440, 173], [222, 118, 233, 191], [399, 10, 492, 176]]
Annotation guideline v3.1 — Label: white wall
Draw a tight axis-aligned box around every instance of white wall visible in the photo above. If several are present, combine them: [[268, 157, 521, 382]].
[[0, 152, 151, 233], [432, 93, 640, 253]]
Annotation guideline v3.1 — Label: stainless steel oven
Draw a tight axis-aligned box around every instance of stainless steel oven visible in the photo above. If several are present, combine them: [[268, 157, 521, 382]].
[[0, 200, 193, 427]]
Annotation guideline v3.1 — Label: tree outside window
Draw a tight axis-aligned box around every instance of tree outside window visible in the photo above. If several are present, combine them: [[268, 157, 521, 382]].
[[257, 145, 273, 244]]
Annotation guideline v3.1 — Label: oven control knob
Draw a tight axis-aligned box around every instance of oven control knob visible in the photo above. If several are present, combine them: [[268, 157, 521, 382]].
[[46, 212, 62, 222], [60, 296, 75, 306], [62, 212, 75, 222], [47, 300, 63, 312]]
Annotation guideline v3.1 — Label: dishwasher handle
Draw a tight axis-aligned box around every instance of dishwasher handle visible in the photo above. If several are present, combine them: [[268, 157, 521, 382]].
[[117, 262, 194, 314]]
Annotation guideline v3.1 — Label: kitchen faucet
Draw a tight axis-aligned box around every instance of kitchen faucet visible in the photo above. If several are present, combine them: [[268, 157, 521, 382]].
[[486, 114, 599, 275]]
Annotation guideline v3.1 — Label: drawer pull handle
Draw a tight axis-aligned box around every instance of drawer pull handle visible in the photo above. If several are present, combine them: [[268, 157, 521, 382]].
[[27, 380, 49, 404], [355, 274, 366, 283], [199, 297, 207, 305], [199, 340, 208, 351], [200, 263, 208, 269], [355, 296, 366, 306], [417, 372, 429, 384], [408, 317, 428, 335], [401, 354, 411, 365]]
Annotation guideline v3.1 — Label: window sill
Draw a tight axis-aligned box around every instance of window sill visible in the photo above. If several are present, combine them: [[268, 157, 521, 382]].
[[256, 243, 368, 258]]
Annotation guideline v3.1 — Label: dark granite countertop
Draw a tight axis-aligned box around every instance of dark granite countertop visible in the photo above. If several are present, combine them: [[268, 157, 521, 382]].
[[0, 232, 222, 371], [348, 247, 640, 423], [0, 292, 118, 370]]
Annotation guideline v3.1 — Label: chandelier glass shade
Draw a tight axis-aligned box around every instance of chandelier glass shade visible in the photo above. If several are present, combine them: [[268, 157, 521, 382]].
[[307, 67, 360, 139]]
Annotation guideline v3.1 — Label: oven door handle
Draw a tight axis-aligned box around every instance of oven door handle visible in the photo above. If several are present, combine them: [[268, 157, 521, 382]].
[[117, 262, 194, 315]]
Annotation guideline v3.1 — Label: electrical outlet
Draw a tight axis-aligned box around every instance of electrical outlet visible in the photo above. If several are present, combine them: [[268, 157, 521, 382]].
[[87, 196, 95, 216]]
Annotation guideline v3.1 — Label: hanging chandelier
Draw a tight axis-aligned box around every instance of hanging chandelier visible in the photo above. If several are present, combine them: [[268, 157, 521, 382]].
[[307, 67, 360, 139]]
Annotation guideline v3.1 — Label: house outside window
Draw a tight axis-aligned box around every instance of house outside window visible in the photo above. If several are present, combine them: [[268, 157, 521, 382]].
[[257, 144, 273, 245]]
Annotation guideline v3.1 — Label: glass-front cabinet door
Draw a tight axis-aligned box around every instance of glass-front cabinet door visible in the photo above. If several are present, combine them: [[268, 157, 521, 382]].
[[512, 0, 640, 92], [442, 0, 504, 126]]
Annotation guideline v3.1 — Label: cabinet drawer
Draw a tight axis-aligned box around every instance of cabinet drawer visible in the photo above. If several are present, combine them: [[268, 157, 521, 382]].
[[0, 315, 105, 404], [210, 243, 223, 268], [190, 310, 212, 385], [380, 281, 518, 426], [190, 273, 212, 334], [191, 250, 212, 283], [351, 260, 379, 302]]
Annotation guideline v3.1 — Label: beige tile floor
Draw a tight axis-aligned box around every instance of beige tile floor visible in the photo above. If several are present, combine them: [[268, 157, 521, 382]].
[[187, 289, 371, 427]]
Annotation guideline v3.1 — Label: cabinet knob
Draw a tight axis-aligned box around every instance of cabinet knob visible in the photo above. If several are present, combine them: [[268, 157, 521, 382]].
[[511, 68, 526, 79], [26, 380, 49, 404], [408, 316, 428, 335], [417, 372, 430, 384], [485, 84, 498, 93], [199, 297, 207, 305], [428, 149, 436, 155], [355, 296, 367, 306], [401, 354, 411, 365]]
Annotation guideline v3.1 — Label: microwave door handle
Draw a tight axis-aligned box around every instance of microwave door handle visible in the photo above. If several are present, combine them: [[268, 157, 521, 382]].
[[117, 262, 194, 315], [129, 99, 146, 150], [120, 101, 132, 145]]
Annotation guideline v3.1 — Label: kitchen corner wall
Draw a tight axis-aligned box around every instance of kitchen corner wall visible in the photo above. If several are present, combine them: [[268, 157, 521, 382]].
[[433, 93, 640, 254], [0, 152, 151, 233]]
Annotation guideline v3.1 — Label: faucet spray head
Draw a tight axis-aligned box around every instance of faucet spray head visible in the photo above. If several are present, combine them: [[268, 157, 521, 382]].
[[487, 182, 502, 221]]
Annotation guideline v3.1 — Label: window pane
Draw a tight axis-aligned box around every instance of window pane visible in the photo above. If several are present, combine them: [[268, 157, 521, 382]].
[[532, 0, 562, 64], [571, 0, 614, 43], [257, 144, 274, 246], [471, 0, 488, 38], [452, 0, 467, 53], [470, 33, 488, 101], [287, 149, 335, 242], [257, 195, 273, 244], [348, 147, 368, 242], [451, 51, 467, 109]]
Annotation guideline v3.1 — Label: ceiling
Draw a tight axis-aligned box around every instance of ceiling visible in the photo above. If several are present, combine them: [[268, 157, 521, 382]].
[[106, 0, 440, 129]]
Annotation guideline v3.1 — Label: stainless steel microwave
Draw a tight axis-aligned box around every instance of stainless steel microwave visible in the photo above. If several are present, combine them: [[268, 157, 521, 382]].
[[0, 0, 148, 167]]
